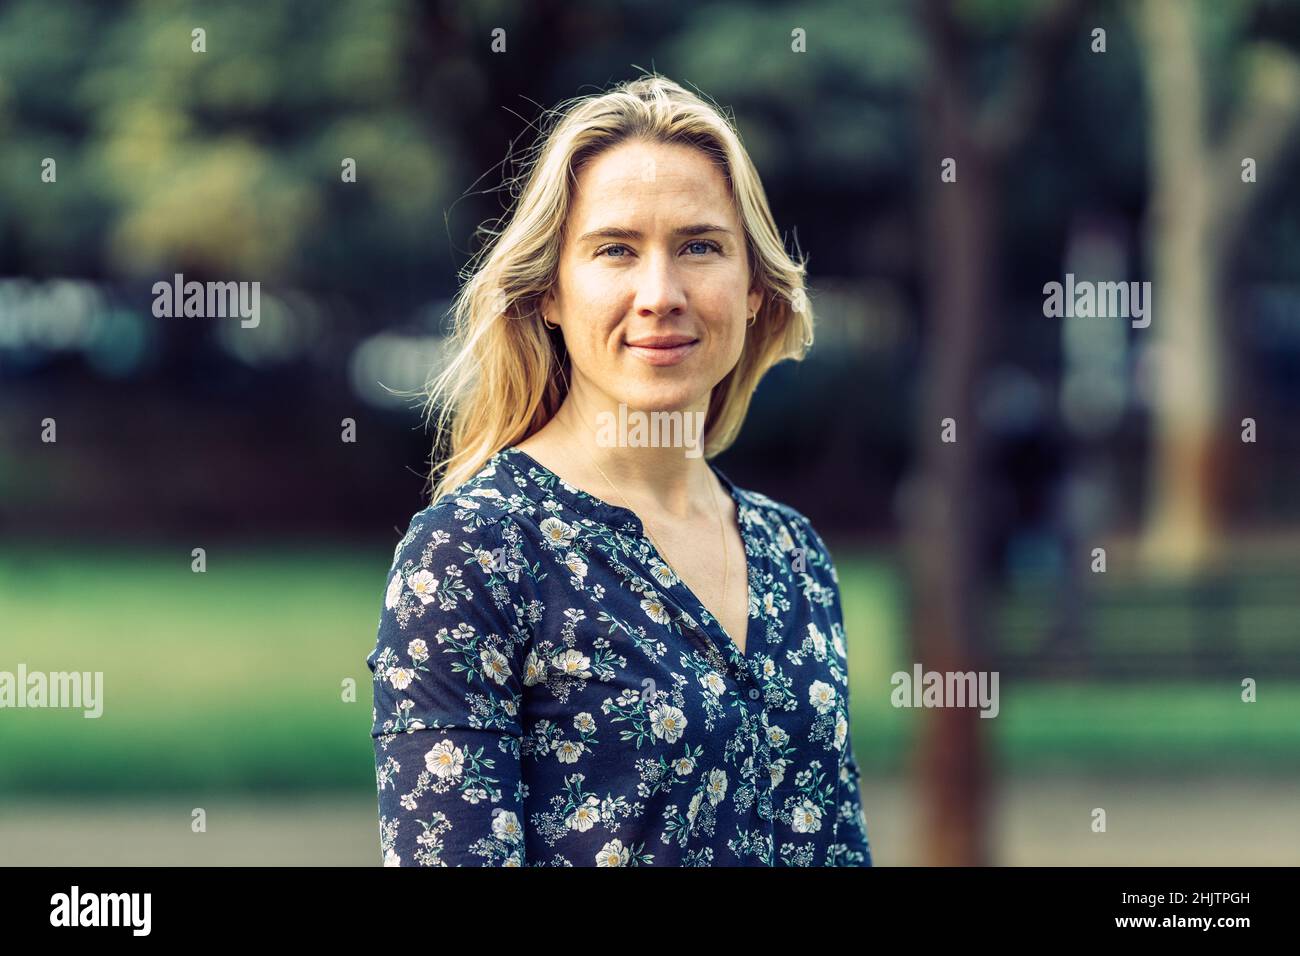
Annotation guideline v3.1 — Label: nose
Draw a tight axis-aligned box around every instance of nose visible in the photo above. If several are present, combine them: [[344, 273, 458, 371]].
[[631, 247, 688, 320]]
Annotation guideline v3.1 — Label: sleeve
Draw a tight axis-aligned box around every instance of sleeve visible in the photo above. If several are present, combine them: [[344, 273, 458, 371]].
[[836, 736, 874, 866], [366, 510, 531, 867], [797, 511, 873, 867]]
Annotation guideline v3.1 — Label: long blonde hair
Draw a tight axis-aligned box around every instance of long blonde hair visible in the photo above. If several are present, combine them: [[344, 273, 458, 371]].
[[425, 71, 815, 504]]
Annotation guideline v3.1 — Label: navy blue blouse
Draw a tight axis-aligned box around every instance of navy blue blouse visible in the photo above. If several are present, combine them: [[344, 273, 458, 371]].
[[366, 446, 873, 866]]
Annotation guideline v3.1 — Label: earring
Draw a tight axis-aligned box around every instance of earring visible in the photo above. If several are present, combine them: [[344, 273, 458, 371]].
[[542, 313, 559, 330], [746, 309, 757, 327]]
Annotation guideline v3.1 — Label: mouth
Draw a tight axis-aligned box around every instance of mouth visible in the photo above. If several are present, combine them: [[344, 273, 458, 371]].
[[624, 334, 700, 367]]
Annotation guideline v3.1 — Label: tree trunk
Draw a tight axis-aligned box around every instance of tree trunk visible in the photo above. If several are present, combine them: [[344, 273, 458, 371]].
[[909, 24, 995, 865], [1135, 0, 1225, 576]]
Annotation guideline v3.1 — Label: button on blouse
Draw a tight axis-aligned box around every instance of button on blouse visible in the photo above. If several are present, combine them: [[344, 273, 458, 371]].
[[366, 446, 873, 866]]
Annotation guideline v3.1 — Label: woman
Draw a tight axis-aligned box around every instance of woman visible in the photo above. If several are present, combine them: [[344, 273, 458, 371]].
[[366, 73, 872, 866]]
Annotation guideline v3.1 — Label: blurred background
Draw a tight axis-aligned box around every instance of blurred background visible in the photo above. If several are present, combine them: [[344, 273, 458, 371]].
[[2, 0, 1299, 866]]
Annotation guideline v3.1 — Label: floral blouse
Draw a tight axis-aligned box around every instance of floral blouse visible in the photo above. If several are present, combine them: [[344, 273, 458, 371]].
[[365, 446, 873, 867]]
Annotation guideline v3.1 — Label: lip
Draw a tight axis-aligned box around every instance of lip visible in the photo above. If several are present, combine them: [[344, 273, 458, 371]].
[[624, 335, 700, 367]]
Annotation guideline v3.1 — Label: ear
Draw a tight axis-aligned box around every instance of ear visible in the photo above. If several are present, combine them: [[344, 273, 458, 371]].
[[747, 288, 762, 318]]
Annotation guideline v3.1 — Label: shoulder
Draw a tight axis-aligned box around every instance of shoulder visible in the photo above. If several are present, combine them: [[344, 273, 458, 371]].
[[379, 455, 539, 625], [730, 483, 838, 576], [370, 458, 540, 693], [389, 454, 533, 565], [726, 481, 846, 636]]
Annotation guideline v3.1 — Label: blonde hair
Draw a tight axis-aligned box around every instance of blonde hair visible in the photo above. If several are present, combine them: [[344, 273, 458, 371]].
[[425, 71, 815, 504]]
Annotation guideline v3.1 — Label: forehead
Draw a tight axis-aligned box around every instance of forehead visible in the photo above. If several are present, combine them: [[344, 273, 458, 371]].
[[568, 140, 736, 228]]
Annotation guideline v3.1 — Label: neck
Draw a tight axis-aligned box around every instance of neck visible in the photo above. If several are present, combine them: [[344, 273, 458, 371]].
[[542, 387, 717, 520]]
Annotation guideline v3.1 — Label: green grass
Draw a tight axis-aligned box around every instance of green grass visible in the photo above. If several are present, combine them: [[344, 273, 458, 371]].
[[1, 544, 1296, 795], [0, 544, 385, 794]]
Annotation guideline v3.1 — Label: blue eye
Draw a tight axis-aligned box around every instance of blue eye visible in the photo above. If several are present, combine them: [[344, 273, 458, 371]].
[[685, 239, 722, 256], [595, 240, 722, 259]]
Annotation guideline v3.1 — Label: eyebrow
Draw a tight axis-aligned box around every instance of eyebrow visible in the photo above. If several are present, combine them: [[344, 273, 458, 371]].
[[574, 224, 734, 245]]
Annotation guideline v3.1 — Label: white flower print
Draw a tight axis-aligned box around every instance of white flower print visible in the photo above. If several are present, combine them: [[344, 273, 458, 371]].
[[424, 739, 464, 780], [834, 711, 848, 750], [649, 558, 679, 588], [406, 569, 438, 605], [480, 646, 511, 684], [387, 667, 415, 691], [705, 768, 728, 805], [383, 848, 401, 866], [791, 799, 823, 833], [641, 594, 671, 625], [674, 756, 696, 776], [777, 524, 795, 552], [407, 638, 428, 663], [493, 810, 523, 843], [566, 797, 601, 832], [769, 759, 786, 789], [384, 571, 404, 610], [596, 839, 629, 866], [551, 649, 592, 679], [699, 671, 726, 696], [809, 680, 837, 714], [523, 650, 546, 686], [807, 622, 827, 658], [539, 516, 576, 548], [650, 704, 687, 743], [555, 740, 584, 763], [564, 552, 588, 578], [454, 497, 480, 510]]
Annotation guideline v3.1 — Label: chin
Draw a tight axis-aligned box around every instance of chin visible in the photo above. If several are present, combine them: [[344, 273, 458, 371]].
[[615, 379, 709, 413]]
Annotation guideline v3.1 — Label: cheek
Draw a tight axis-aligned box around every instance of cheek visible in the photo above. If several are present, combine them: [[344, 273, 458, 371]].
[[556, 275, 614, 354], [703, 281, 747, 344], [561, 318, 622, 379], [710, 314, 746, 362]]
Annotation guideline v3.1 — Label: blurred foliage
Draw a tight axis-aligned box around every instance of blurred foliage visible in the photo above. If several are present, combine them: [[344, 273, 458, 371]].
[[3, 0, 1298, 317], [0, 0, 1298, 543], [0, 0, 451, 296]]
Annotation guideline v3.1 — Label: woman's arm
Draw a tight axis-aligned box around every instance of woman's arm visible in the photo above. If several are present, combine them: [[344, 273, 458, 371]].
[[836, 737, 874, 866], [367, 511, 530, 866], [795, 511, 874, 866]]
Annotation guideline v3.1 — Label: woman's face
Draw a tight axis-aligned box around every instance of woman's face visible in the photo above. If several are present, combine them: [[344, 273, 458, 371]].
[[544, 139, 761, 417]]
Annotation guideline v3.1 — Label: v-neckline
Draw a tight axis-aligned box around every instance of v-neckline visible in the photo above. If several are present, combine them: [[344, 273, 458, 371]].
[[645, 472, 754, 666], [500, 445, 758, 670]]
